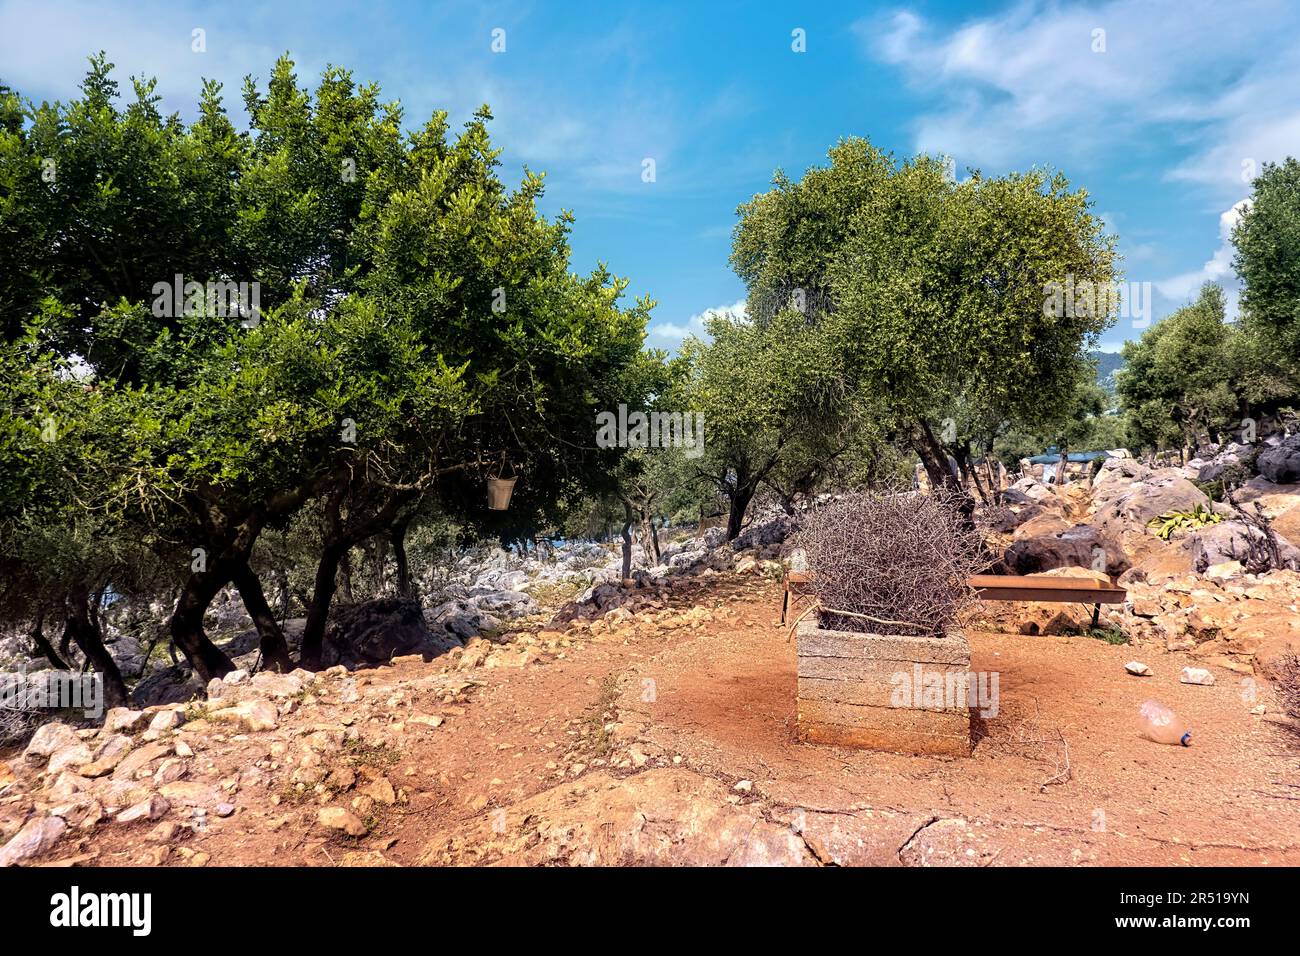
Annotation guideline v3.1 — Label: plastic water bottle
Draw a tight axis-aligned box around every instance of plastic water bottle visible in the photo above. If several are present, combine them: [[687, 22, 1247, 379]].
[[1137, 700, 1191, 746]]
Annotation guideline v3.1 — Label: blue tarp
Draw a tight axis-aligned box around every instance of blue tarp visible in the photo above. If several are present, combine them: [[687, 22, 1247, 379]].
[[1025, 447, 1115, 465]]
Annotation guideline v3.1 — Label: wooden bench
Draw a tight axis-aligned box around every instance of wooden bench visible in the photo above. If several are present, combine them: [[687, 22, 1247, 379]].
[[780, 570, 1126, 628], [969, 573, 1126, 628]]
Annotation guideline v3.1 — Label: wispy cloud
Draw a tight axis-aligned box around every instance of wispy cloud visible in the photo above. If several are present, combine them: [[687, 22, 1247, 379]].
[[1154, 200, 1250, 315], [863, 0, 1300, 199], [646, 299, 746, 348]]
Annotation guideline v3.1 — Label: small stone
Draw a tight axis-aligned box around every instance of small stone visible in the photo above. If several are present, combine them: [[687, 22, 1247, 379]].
[[318, 806, 368, 836], [1250, 704, 1267, 715], [149, 710, 185, 733], [152, 757, 187, 786], [48, 798, 103, 829], [1180, 667, 1216, 686], [110, 741, 172, 781], [0, 815, 66, 867], [214, 803, 236, 818], [1203, 561, 1242, 580], [148, 821, 180, 842], [249, 672, 304, 698], [47, 743, 94, 775], [116, 795, 170, 824], [223, 669, 251, 685], [210, 699, 277, 733], [158, 781, 219, 807], [22, 722, 80, 765], [103, 707, 148, 734], [1124, 661, 1152, 676], [326, 767, 356, 790], [734, 779, 753, 792], [360, 776, 395, 805]]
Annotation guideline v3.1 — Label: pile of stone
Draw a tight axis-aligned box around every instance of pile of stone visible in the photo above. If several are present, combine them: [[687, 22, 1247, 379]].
[[0, 660, 477, 866], [975, 450, 1300, 677]]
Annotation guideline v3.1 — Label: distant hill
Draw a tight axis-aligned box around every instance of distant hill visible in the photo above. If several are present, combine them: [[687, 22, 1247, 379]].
[[1090, 350, 1125, 392]]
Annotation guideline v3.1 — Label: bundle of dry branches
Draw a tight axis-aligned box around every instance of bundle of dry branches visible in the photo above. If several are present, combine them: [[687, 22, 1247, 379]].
[[794, 489, 985, 636]]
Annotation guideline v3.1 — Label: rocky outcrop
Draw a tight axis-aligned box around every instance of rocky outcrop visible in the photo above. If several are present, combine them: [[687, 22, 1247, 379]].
[[1089, 459, 1212, 562], [418, 769, 816, 866], [1003, 523, 1129, 576], [324, 598, 458, 667], [1184, 519, 1300, 571], [1257, 434, 1300, 484]]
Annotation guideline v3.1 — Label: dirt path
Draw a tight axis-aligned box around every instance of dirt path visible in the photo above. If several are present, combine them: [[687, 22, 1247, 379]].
[[60, 575, 1299, 867]]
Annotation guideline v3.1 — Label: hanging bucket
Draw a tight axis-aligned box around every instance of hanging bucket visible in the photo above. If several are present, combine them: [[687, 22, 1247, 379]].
[[486, 460, 517, 510]]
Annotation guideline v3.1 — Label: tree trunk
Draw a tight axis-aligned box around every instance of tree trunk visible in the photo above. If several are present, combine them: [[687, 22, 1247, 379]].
[[391, 517, 413, 599], [168, 566, 237, 683], [620, 503, 634, 581], [299, 541, 346, 670], [337, 548, 355, 605], [639, 515, 656, 565], [30, 607, 70, 670], [967, 457, 991, 505], [725, 477, 757, 541], [232, 561, 294, 673], [277, 569, 291, 620], [954, 445, 989, 504], [912, 420, 976, 527], [66, 586, 128, 709], [911, 428, 952, 492]]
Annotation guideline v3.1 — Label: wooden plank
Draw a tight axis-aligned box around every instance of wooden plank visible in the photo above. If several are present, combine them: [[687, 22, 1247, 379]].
[[975, 585, 1125, 604], [969, 573, 1126, 605]]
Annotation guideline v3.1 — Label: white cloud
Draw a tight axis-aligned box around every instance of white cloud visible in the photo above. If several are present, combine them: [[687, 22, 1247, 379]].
[[646, 299, 746, 348], [864, 0, 1300, 193], [0, 0, 284, 118], [1154, 200, 1249, 312]]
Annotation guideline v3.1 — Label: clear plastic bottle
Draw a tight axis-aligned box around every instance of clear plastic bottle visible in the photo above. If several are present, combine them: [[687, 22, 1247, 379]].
[[1137, 699, 1192, 746]]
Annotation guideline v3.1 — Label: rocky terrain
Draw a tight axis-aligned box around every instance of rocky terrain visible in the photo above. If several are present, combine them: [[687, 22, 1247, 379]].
[[2, 444, 1299, 868]]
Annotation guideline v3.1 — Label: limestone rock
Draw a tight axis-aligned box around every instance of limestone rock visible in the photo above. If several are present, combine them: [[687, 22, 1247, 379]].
[[418, 769, 814, 866], [157, 781, 219, 807], [148, 709, 185, 733], [46, 743, 94, 775], [116, 795, 170, 824], [318, 806, 368, 836], [103, 707, 148, 734], [209, 699, 277, 733], [22, 722, 80, 765], [1003, 523, 1129, 576], [1179, 666, 1216, 686], [0, 814, 65, 867], [78, 734, 134, 777], [111, 741, 172, 781]]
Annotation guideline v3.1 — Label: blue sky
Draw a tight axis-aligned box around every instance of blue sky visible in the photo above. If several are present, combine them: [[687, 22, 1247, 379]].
[[3, 0, 1298, 352]]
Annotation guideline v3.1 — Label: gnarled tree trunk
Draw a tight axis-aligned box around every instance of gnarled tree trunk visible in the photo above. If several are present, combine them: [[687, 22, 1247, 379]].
[[66, 586, 128, 709], [169, 564, 237, 683], [232, 561, 294, 673]]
